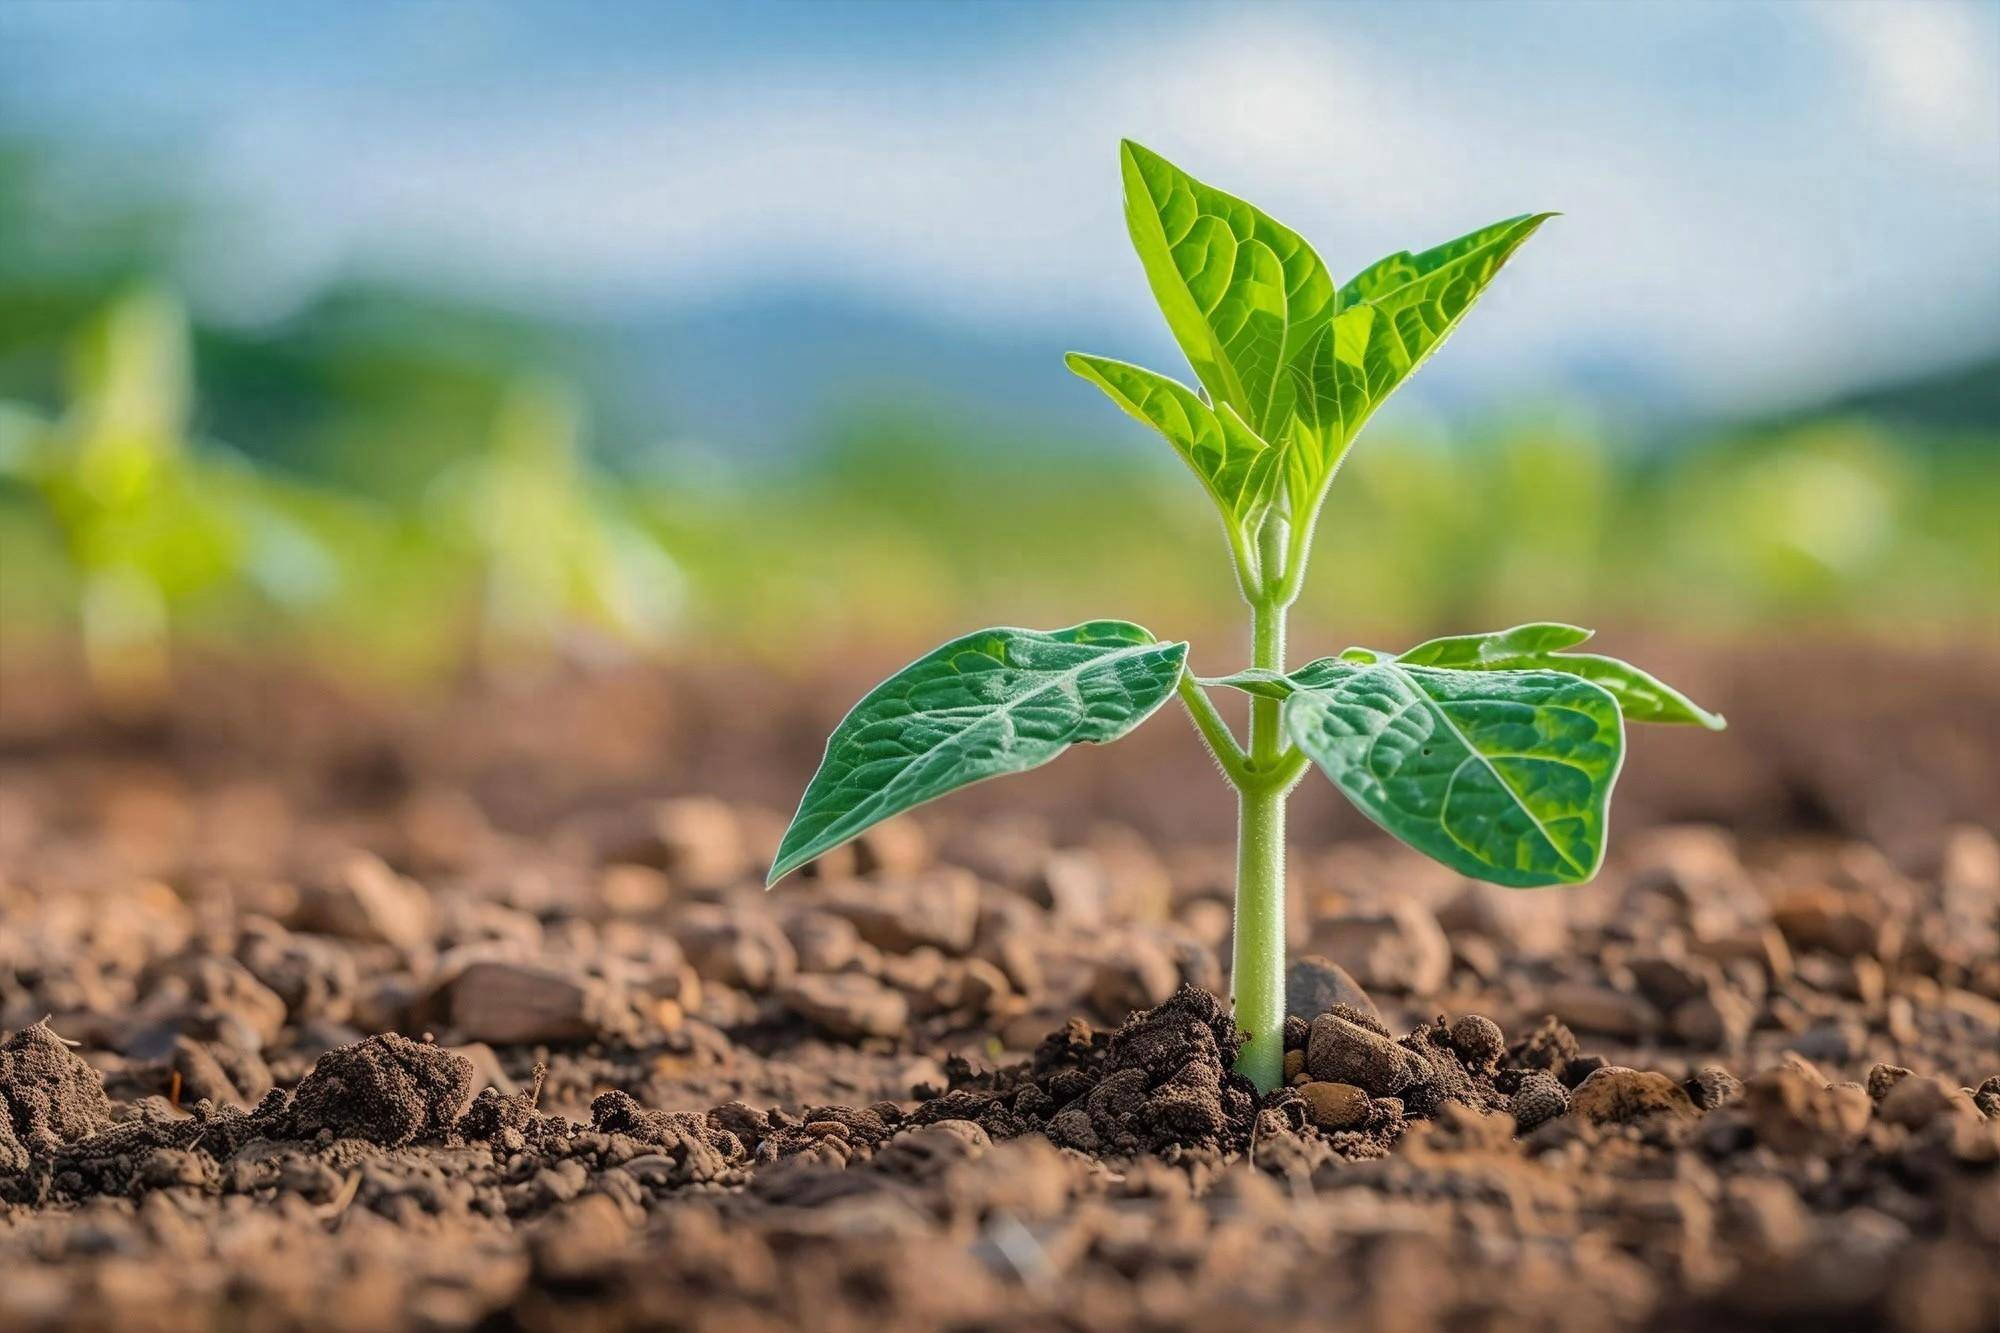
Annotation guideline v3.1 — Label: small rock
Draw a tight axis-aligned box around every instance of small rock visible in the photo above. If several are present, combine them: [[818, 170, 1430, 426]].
[[677, 908, 796, 992], [1743, 1064, 1864, 1154], [238, 920, 359, 1026], [1305, 1013, 1421, 1096], [784, 912, 862, 974], [1628, 954, 1714, 1009], [1877, 1075, 1982, 1130], [1568, 1066, 1697, 1125], [1509, 1016, 1580, 1080], [1298, 1081, 1371, 1130], [532, 1193, 634, 1284], [1670, 990, 1754, 1051], [1508, 1071, 1570, 1132], [1686, 1065, 1744, 1111], [1310, 901, 1451, 996], [852, 816, 931, 877], [139, 1147, 210, 1191], [1772, 887, 1888, 960], [1284, 955, 1383, 1028], [1541, 983, 1661, 1040], [1088, 937, 1181, 1019], [1447, 1015, 1506, 1072], [449, 961, 623, 1045], [824, 871, 981, 955], [1867, 1062, 1913, 1101], [619, 797, 748, 890], [297, 852, 433, 953], [781, 973, 909, 1040]]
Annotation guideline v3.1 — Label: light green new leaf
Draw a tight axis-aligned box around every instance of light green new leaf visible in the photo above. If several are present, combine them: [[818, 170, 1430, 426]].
[[1284, 663, 1625, 887], [769, 622, 1187, 884], [1065, 352, 1281, 529], [1281, 213, 1554, 514], [1337, 214, 1553, 311], [1120, 140, 1335, 440]]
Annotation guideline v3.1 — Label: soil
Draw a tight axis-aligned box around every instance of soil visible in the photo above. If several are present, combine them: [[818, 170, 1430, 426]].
[[0, 643, 1996, 1332]]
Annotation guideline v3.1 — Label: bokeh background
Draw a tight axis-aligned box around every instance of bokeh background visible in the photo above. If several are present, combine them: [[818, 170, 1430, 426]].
[[1, 0, 1994, 694]]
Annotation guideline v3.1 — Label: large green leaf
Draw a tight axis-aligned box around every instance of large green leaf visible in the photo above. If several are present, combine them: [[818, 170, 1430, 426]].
[[768, 622, 1187, 884], [1281, 213, 1553, 513], [1283, 662, 1625, 887], [1120, 140, 1335, 440], [1065, 352, 1280, 529]]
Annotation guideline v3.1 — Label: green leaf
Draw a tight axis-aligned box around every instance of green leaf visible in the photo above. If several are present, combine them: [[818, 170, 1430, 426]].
[[1207, 623, 1725, 730], [1199, 658, 1357, 701], [769, 622, 1187, 884], [1284, 663, 1624, 887], [1120, 140, 1336, 440], [1336, 213, 1555, 314], [1064, 352, 1280, 530], [1281, 213, 1553, 514], [1395, 624, 1726, 728], [1395, 622, 1594, 665]]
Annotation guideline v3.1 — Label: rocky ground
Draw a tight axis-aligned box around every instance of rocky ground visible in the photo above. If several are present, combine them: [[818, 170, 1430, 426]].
[[0, 647, 1996, 1331]]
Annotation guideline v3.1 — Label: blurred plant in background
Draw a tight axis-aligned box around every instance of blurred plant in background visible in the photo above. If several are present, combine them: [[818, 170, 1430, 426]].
[[434, 376, 682, 670], [0, 129, 1992, 690]]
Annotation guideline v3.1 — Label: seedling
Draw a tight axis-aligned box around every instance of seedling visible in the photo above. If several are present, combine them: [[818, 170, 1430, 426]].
[[769, 142, 1724, 1091]]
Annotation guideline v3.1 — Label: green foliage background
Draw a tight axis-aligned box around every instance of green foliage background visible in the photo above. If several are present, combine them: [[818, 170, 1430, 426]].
[[1, 141, 1994, 686]]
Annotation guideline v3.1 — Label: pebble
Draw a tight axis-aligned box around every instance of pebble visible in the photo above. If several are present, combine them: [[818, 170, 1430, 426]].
[[1283, 955, 1382, 1028], [1877, 1075, 1982, 1130], [449, 961, 622, 1045], [1297, 1081, 1371, 1130], [1508, 1071, 1570, 1132], [1309, 901, 1451, 996], [1447, 1015, 1505, 1072], [781, 974, 909, 1041], [297, 852, 434, 954], [1568, 1066, 1696, 1125], [1304, 1013, 1420, 1097]]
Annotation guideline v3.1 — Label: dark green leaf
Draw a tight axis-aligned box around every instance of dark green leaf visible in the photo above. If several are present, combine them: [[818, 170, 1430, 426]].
[[769, 622, 1187, 884], [1284, 663, 1624, 887]]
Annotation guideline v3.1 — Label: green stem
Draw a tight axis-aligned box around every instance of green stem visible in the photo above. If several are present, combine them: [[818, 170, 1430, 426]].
[[1232, 590, 1289, 1092], [1177, 671, 1250, 784]]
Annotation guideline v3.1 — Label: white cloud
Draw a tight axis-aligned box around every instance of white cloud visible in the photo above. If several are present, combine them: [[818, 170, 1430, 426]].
[[1806, 0, 2000, 169], [17, 2, 2000, 411]]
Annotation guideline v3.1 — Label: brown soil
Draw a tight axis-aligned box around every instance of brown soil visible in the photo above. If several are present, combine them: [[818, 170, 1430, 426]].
[[0, 645, 1996, 1332]]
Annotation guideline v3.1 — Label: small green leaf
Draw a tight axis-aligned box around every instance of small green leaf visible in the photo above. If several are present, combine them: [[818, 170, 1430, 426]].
[[1119, 140, 1336, 440], [1285, 663, 1624, 887], [1396, 622, 1594, 665], [769, 622, 1187, 884], [1200, 658, 1358, 700], [1065, 352, 1280, 530], [1394, 624, 1725, 728], [1207, 624, 1724, 731]]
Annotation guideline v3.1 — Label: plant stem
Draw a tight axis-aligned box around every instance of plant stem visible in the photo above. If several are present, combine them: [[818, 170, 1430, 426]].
[[1232, 589, 1289, 1092]]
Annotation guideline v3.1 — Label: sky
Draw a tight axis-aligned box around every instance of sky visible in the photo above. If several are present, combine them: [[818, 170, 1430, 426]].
[[4, 0, 1998, 418]]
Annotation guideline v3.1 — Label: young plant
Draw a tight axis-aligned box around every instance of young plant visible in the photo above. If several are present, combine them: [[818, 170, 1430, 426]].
[[768, 142, 1724, 1091]]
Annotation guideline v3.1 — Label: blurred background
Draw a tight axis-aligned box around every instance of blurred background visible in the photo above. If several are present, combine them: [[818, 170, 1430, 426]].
[[0, 0, 1993, 701]]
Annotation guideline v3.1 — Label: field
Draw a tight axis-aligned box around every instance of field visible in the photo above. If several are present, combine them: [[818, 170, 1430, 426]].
[[2, 640, 1996, 1331]]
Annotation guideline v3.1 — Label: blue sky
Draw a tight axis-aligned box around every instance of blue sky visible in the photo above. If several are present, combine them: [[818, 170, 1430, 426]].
[[4, 0, 1997, 416]]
